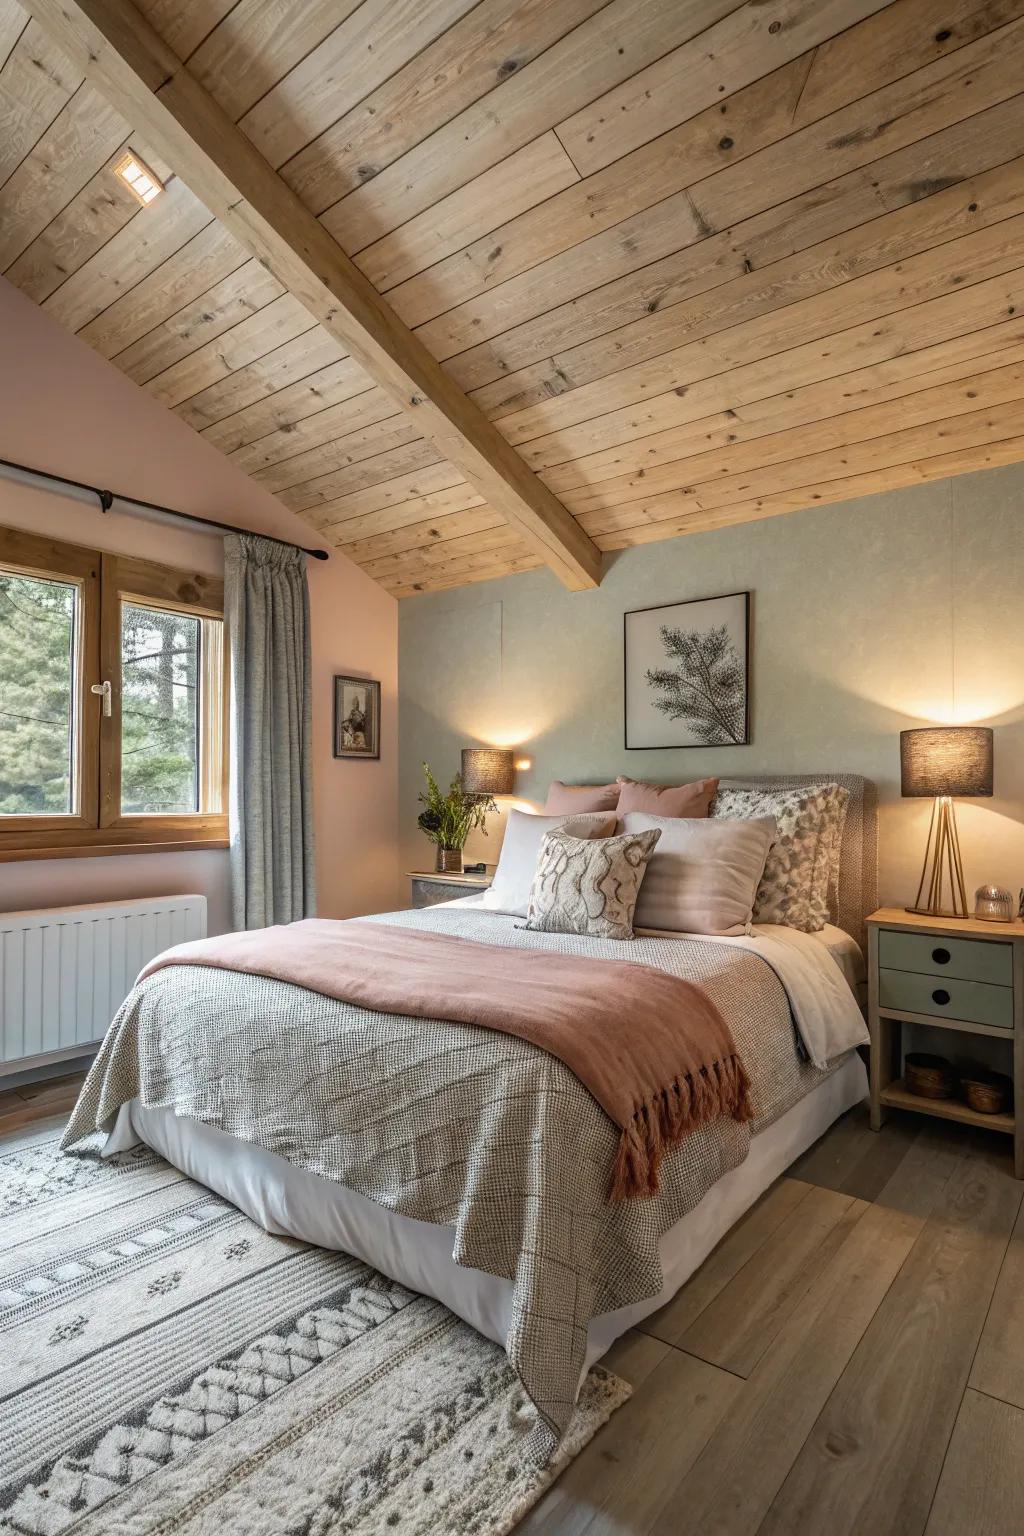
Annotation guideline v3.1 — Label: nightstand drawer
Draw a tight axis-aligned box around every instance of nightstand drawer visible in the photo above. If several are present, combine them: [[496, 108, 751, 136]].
[[878, 967, 1014, 1030], [877, 928, 1013, 987], [410, 877, 488, 909]]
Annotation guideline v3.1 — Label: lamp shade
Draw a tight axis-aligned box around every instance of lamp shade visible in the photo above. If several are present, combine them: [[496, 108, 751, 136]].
[[461, 747, 514, 795], [900, 726, 993, 798]]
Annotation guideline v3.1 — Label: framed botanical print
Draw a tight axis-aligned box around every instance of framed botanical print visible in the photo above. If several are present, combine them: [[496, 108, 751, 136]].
[[333, 675, 380, 759], [624, 591, 750, 749]]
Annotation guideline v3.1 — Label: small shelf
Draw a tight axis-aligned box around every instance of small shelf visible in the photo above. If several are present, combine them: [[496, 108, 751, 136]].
[[877, 1006, 1014, 1040], [880, 1079, 1015, 1135]]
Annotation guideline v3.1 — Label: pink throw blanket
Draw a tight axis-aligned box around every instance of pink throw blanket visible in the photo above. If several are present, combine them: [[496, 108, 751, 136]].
[[139, 919, 752, 1199]]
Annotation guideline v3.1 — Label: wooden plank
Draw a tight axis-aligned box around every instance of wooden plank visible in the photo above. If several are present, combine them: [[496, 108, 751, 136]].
[[113, 258, 284, 383], [597, 431, 1024, 549], [318, 463, 470, 527], [3, 136, 172, 303], [483, 210, 1024, 437], [382, 549, 543, 598], [236, 0, 478, 171], [0, 0, 29, 74], [796, 0, 1024, 126], [225, 368, 384, 473], [439, 126, 1024, 393], [0, 20, 79, 189], [789, 1104, 922, 1204], [679, 1189, 869, 1378], [589, 392, 1024, 534], [557, 0, 886, 177], [24, 0, 601, 591], [925, 1389, 1024, 1536], [188, 0, 363, 127], [517, 1345, 739, 1536], [513, 261, 1024, 469], [541, 318, 1024, 494], [262, 427, 436, 503], [141, 0, 237, 59], [692, 12, 1024, 238], [76, 217, 243, 357], [355, 133, 580, 294], [200, 350, 368, 452], [758, 1140, 1022, 1536], [388, 0, 1024, 335], [327, 0, 740, 255], [43, 174, 213, 332], [144, 293, 316, 408], [335, 506, 508, 566], [283, 0, 608, 216], [568, 358, 1024, 524], [387, 56, 811, 333], [640, 1178, 815, 1349], [180, 327, 347, 432], [0, 83, 127, 271], [243, 395, 410, 487], [650, 1129, 963, 1536], [357, 525, 532, 582], [969, 1191, 1024, 1409], [322, 484, 488, 546]]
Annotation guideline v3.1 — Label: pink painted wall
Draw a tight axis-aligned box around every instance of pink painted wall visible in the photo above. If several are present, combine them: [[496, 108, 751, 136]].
[[0, 277, 401, 929]]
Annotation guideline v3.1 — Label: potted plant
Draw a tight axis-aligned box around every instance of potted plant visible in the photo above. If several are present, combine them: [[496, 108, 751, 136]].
[[417, 762, 496, 874]]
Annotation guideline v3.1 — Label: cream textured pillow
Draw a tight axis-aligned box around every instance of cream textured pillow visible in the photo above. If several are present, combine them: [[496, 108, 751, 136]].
[[482, 809, 618, 917], [524, 826, 661, 941], [615, 776, 718, 818], [622, 811, 776, 936], [711, 783, 848, 932], [544, 780, 619, 813]]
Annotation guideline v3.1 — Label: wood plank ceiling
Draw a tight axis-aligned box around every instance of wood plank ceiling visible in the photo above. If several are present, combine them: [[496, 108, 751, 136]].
[[3, 0, 1024, 597]]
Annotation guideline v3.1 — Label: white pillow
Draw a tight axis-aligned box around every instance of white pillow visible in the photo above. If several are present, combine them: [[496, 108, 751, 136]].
[[622, 811, 777, 936], [482, 809, 618, 917]]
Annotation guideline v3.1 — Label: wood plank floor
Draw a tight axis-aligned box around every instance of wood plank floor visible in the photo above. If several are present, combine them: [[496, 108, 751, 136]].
[[4, 1078, 1022, 1534]]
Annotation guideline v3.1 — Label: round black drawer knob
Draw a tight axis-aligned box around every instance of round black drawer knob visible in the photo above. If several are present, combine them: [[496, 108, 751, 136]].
[[932, 947, 951, 965], [932, 988, 951, 1006]]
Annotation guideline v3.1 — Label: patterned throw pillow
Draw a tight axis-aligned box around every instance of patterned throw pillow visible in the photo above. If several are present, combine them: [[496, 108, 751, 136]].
[[711, 784, 849, 933], [524, 827, 662, 941]]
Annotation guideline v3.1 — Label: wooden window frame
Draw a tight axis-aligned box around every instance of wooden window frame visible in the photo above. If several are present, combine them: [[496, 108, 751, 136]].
[[0, 529, 228, 861]]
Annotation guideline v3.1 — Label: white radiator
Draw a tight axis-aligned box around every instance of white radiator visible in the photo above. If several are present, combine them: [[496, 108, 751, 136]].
[[0, 894, 206, 1073]]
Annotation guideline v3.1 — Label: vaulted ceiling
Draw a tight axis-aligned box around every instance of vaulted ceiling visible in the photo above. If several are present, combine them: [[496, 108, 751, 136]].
[[3, 0, 1024, 596]]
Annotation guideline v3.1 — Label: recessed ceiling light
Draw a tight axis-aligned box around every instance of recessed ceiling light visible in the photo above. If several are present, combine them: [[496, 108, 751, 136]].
[[113, 151, 164, 206]]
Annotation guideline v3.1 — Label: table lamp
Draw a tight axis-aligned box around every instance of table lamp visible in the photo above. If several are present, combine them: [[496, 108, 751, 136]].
[[900, 726, 993, 918], [461, 747, 514, 796]]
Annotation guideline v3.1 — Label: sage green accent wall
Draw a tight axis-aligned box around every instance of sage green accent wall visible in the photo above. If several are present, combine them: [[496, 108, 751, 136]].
[[399, 463, 1024, 911]]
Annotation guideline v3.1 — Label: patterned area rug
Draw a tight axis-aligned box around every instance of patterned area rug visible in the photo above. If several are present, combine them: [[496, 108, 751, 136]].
[[0, 1123, 629, 1535]]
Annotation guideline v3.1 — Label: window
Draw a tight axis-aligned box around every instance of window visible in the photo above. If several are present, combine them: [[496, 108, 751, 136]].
[[0, 528, 227, 858]]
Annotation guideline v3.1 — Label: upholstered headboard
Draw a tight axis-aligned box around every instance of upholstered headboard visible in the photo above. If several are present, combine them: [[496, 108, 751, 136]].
[[717, 774, 878, 949]]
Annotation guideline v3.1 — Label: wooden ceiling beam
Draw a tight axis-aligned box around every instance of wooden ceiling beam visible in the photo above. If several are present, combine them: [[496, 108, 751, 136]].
[[23, 0, 602, 592]]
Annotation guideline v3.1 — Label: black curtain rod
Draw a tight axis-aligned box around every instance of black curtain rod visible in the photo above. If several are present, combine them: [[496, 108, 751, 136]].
[[0, 457, 329, 561]]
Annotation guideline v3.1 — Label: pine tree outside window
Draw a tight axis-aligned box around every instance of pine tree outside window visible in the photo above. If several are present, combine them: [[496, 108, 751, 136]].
[[0, 527, 227, 858]]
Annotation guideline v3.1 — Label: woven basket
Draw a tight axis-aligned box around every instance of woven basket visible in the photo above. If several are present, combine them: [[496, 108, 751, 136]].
[[905, 1052, 956, 1100], [961, 1068, 1011, 1116]]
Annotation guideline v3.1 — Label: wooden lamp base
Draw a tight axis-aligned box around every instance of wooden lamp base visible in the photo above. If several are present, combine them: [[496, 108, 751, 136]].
[[907, 795, 968, 919]]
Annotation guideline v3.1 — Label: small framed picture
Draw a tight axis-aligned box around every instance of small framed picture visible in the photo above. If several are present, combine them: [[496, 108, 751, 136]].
[[624, 591, 750, 749], [333, 676, 380, 759]]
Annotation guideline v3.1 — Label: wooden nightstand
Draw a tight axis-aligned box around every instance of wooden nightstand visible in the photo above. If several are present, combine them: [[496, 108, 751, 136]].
[[407, 869, 492, 909], [867, 908, 1024, 1177]]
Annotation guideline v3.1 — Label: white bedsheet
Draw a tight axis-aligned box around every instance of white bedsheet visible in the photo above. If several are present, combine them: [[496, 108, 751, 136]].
[[107, 1052, 867, 1380], [442, 895, 869, 1069]]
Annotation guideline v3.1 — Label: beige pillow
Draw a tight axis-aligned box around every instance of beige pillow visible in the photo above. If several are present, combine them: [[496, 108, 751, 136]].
[[482, 809, 618, 917], [622, 811, 776, 936], [524, 826, 662, 941], [616, 776, 718, 817], [544, 780, 620, 813], [711, 784, 848, 932]]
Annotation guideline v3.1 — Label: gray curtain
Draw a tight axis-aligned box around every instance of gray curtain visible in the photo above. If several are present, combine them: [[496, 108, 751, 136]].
[[225, 533, 315, 929]]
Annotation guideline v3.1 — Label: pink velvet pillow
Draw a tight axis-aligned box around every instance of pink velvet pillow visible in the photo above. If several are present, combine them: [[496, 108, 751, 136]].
[[544, 780, 620, 814], [615, 775, 719, 818]]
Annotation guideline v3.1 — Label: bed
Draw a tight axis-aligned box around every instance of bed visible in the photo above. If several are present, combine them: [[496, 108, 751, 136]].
[[65, 773, 877, 1454]]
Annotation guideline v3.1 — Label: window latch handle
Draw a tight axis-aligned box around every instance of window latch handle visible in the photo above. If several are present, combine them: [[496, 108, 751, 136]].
[[90, 680, 112, 717]]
